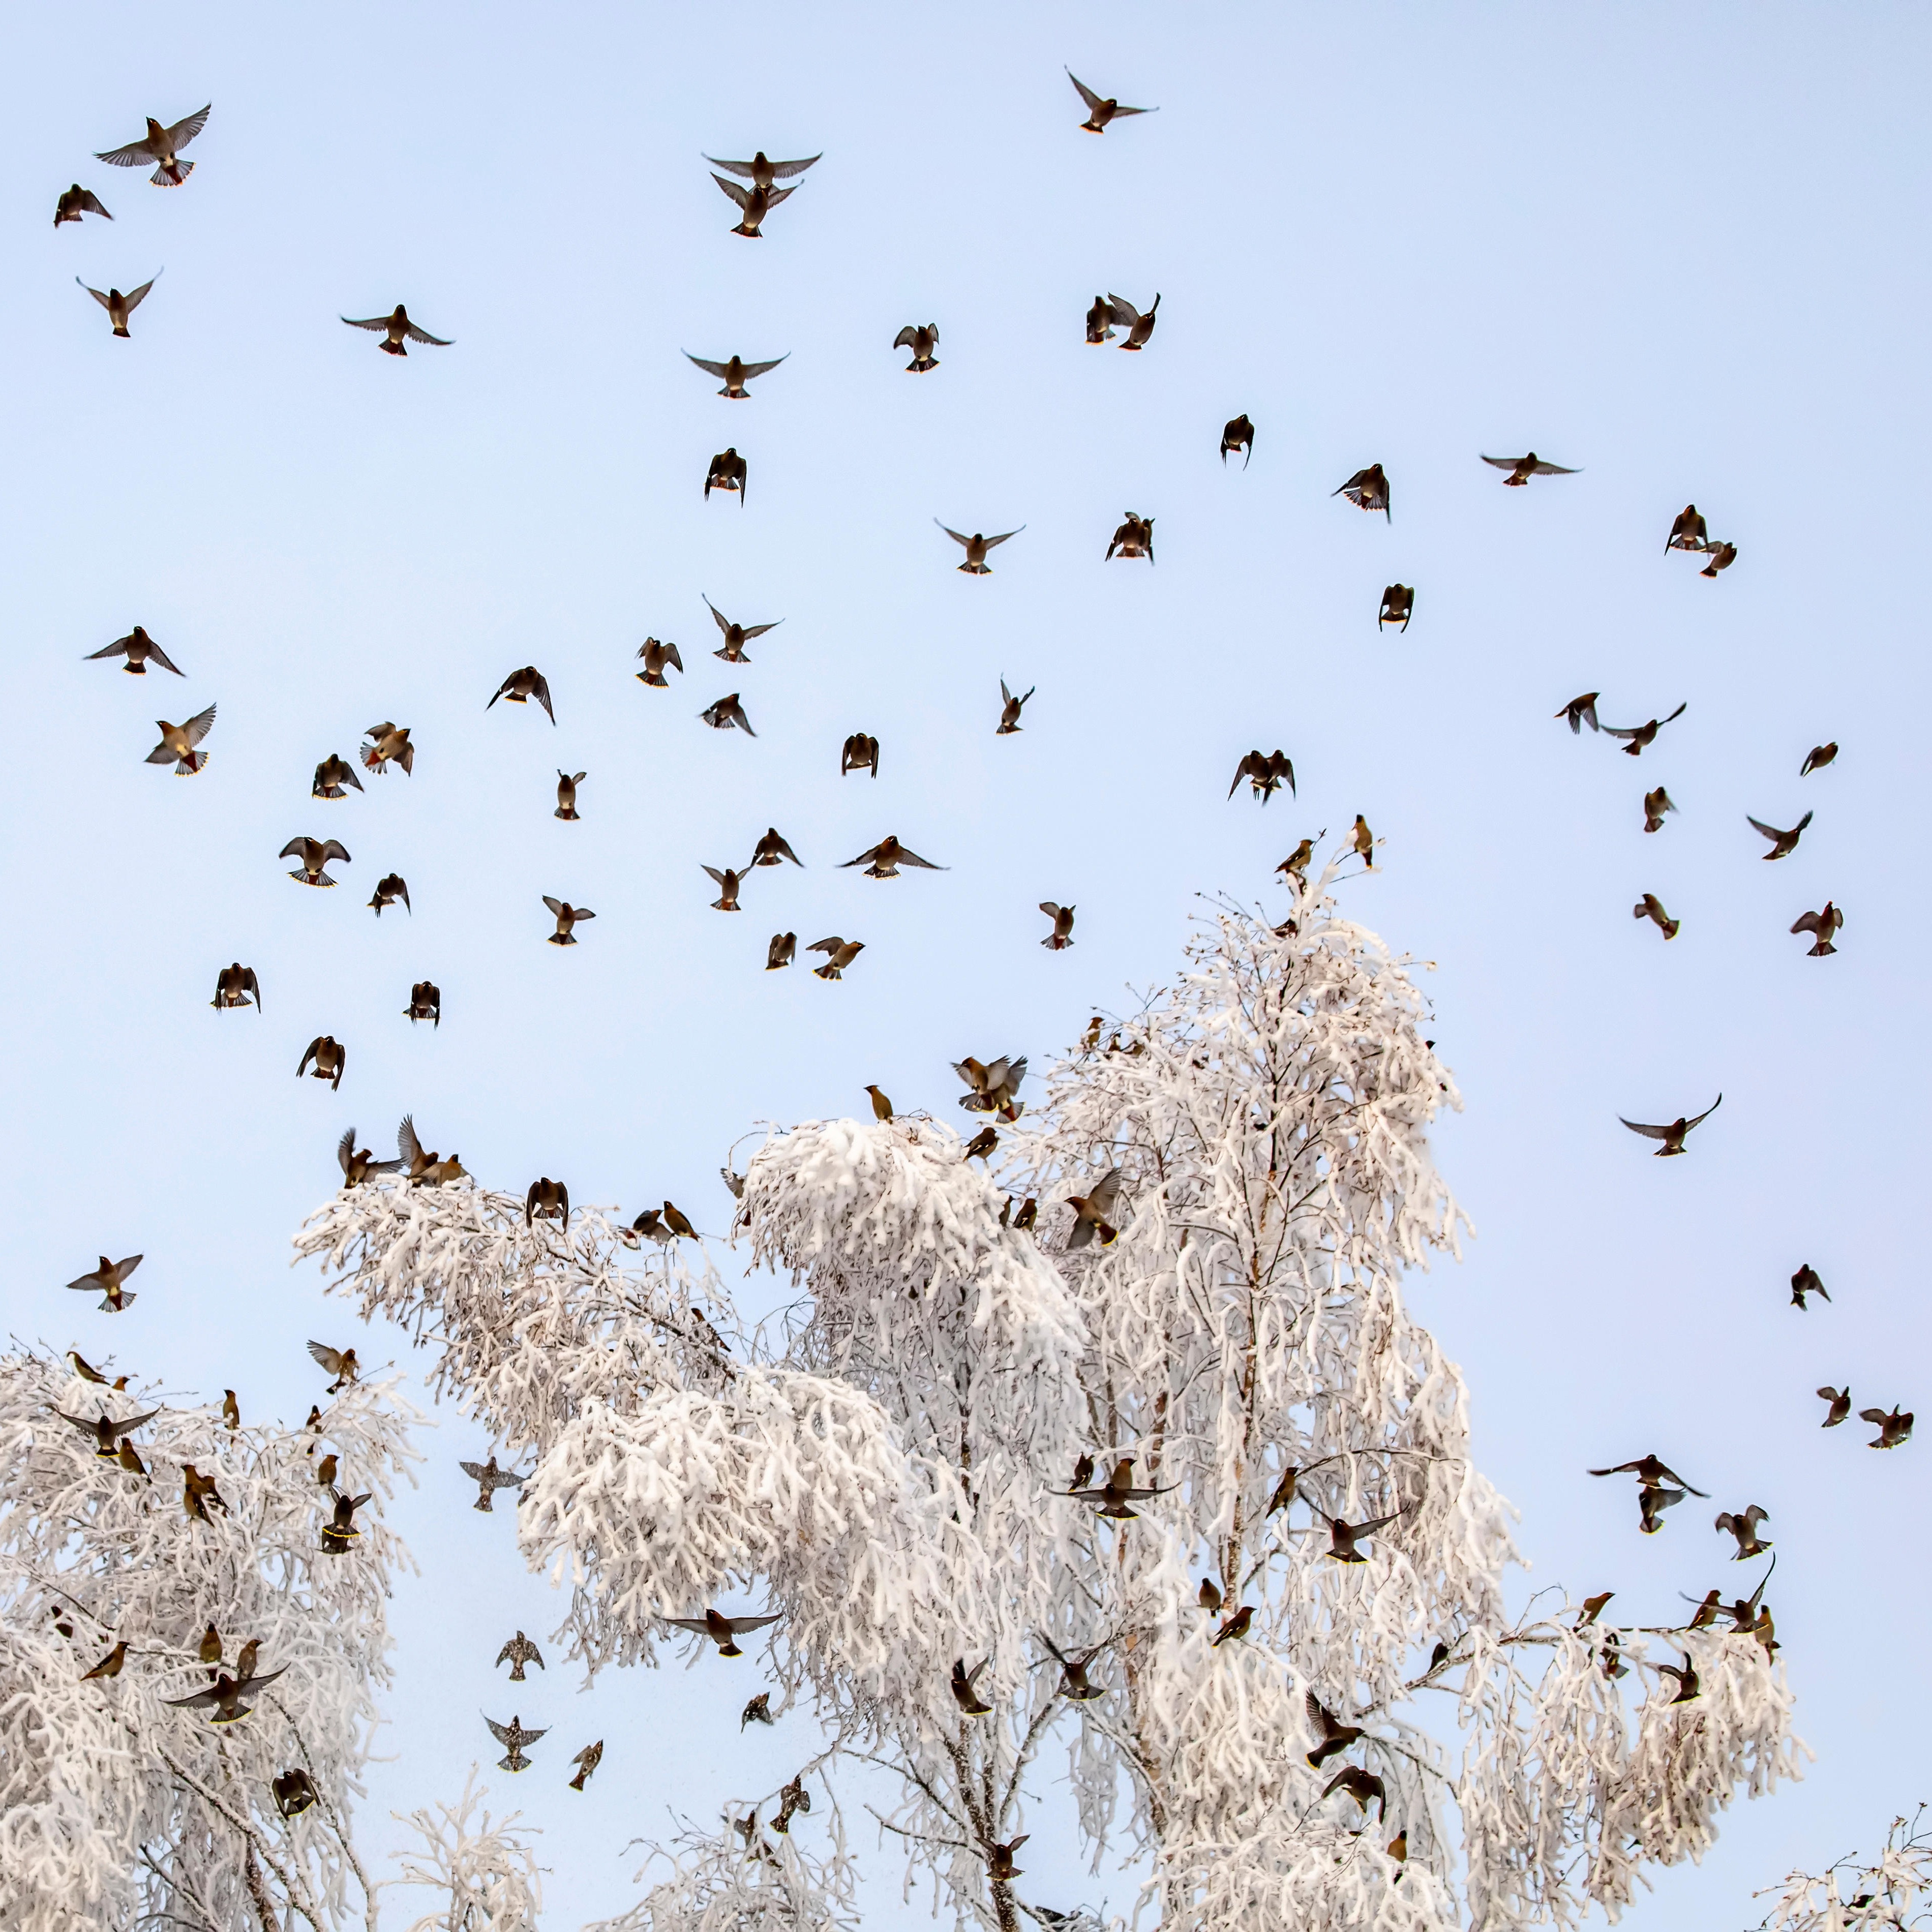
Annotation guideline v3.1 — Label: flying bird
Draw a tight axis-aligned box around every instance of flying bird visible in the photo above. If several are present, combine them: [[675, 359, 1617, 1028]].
[[312, 754, 363, 801], [1618, 1096, 1721, 1156], [568, 1740, 603, 1791], [1791, 902, 1843, 955], [1602, 703, 1687, 756], [705, 597, 782, 662], [1334, 464, 1391, 520], [67, 1253, 142, 1312], [711, 171, 796, 236], [397, 1115, 466, 1188], [212, 962, 262, 1013], [664, 1608, 781, 1657], [705, 447, 747, 502], [297, 1036, 346, 1091], [1555, 692, 1601, 734], [368, 872, 409, 915], [146, 704, 215, 773], [496, 1632, 545, 1682], [1666, 504, 1708, 552], [742, 1692, 773, 1728], [1085, 297, 1117, 344], [1482, 452, 1579, 485], [766, 931, 796, 970], [1220, 414, 1254, 466], [165, 1663, 289, 1726], [77, 274, 160, 338], [273, 1770, 318, 1818], [1817, 1385, 1851, 1427], [704, 150, 821, 189], [525, 1178, 569, 1228], [1063, 1169, 1120, 1247], [1701, 542, 1738, 578], [1714, 1504, 1772, 1559], [1304, 1691, 1365, 1768], [894, 323, 940, 371], [280, 837, 351, 887], [489, 667, 555, 723], [361, 723, 414, 774], [950, 1657, 993, 1716], [58, 1403, 160, 1459], [555, 770, 584, 820], [1639, 1485, 1686, 1534], [485, 1713, 547, 1772], [684, 350, 787, 400], [1106, 292, 1160, 349], [1323, 1506, 1410, 1562], [1067, 1456, 1169, 1519], [459, 1456, 531, 1512], [1106, 512, 1155, 562], [841, 835, 944, 877], [1633, 893, 1680, 940], [841, 732, 879, 777], [1860, 1406, 1914, 1449], [1320, 1767, 1387, 1821], [1656, 1656, 1701, 1705], [748, 827, 802, 868], [54, 183, 112, 226], [96, 106, 210, 185], [542, 897, 595, 945], [1789, 1263, 1830, 1309], [937, 521, 1024, 573], [1643, 788, 1676, 834], [1801, 742, 1838, 776], [337, 1128, 401, 1186], [1229, 750, 1294, 802], [636, 638, 684, 686], [1067, 69, 1157, 131], [1747, 811, 1812, 860], [308, 1342, 358, 1393], [955, 1053, 1027, 1116], [1039, 1634, 1106, 1701], [319, 1486, 373, 1554], [986, 1838, 1028, 1883], [808, 937, 864, 979], [341, 306, 451, 354], [997, 680, 1034, 733], [700, 692, 756, 735], [704, 865, 745, 911], [1588, 1454, 1707, 1495], [1378, 585, 1414, 632], [88, 625, 181, 674]]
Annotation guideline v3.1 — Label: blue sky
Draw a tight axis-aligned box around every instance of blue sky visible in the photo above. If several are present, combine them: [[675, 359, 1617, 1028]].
[[4, 3, 1928, 1924]]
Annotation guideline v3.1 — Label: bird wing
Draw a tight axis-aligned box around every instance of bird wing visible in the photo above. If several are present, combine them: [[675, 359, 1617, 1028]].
[[337, 1127, 356, 1174], [531, 673, 554, 721], [1661, 702, 1687, 723], [893, 325, 919, 349], [402, 320, 451, 345], [1586, 1462, 1645, 1476], [741, 621, 781, 639], [935, 521, 971, 548], [711, 172, 752, 209], [342, 315, 396, 331], [1349, 1507, 1407, 1536], [893, 846, 945, 869], [1105, 295, 1142, 328], [840, 844, 884, 868], [85, 638, 132, 659], [1110, 104, 1153, 117], [805, 937, 843, 954], [166, 105, 213, 150], [398, 1115, 425, 1167], [122, 279, 157, 312], [307, 1341, 343, 1373], [704, 597, 733, 634], [1481, 455, 1526, 469], [1617, 1119, 1672, 1139], [983, 528, 1023, 547], [1084, 1169, 1123, 1218], [543, 895, 565, 918], [662, 1617, 713, 1634], [1790, 911, 1822, 935], [702, 155, 757, 178], [95, 136, 160, 168], [77, 279, 112, 308], [737, 356, 787, 380], [703, 866, 726, 885], [1745, 817, 1782, 841], [458, 1461, 493, 1481], [321, 840, 350, 863], [766, 154, 821, 177], [1682, 1095, 1722, 1130], [163, 1683, 225, 1709], [1533, 461, 1580, 474], [1066, 69, 1106, 112], [144, 639, 184, 674], [725, 1613, 782, 1634], [1599, 723, 1642, 741], [484, 1715, 517, 1745], [181, 704, 216, 745], [487, 1468, 529, 1489], [686, 353, 732, 380]]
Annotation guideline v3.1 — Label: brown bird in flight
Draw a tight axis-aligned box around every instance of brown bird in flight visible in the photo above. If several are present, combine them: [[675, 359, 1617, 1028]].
[[937, 521, 1025, 573], [705, 150, 821, 191], [496, 1632, 544, 1682], [78, 274, 160, 339], [1667, 504, 1708, 552], [1860, 1406, 1913, 1449], [1221, 414, 1254, 467], [1748, 811, 1812, 860], [342, 305, 451, 354], [1067, 69, 1157, 131], [1618, 1096, 1721, 1155], [368, 872, 409, 915], [808, 937, 864, 979], [312, 754, 363, 801], [1063, 1168, 1120, 1247], [1229, 750, 1294, 802], [950, 1657, 993, 1715], [1801, 742, 1838, 776], [955, 1053, 1027, 1116], [1643, 787, 1676, 834], [741, 1692, 773, 1729], [986, 1837, 1028, 1883], [894, 323, 940, 371], [361, 722, 414, 774], [525, 1177, 569, 1228], [543, 897, 595, 944], [55, 183, 113, 226], [165, 1661, 289, 1726], [274, 1770, 319, 1818], [1790, 1262, 1830, 1310], [842, 835, 945, 877], [749, 827, 803, 868], [665, 1608, 781, 1657], [1106, 512, 1156, 562], [1323, 1506, 1411, 1563], [460, 1455, 531, 1512], [998, 679, 1034, 733], [485, 1713, 547, 1772], [1817, 1385, 1851, 1427], [308, 1342, 359, 1393], [1482, 452, 1580, 486], [297, 1036, 346, 1091], [67, 1253, 142, 1312], [146, 703, 215, 773], [711, 171, 796, 237], [1701, 541, 1738, 578], [489, 667, 555, 723], [1602, 703, 1686, 756], [1334, 464, 1391, 520], [1106, 292, 1160, 350], [1321, 1766, 1388, 1821], [58, 1403, 160, 1459], [568, 1740, 603, 1791], [636, 638, 684, 687], [1556, 692, 1601, 734], [337, 1127, 402, 1186], [1791, 902, 1843, 956], [1068, 1456, 1170, 1520], [705, 597, 782, 663], [320, 1486, 373, 1554], [700, 693, 756, 735], [684, 350, 787, 399], [1378, 585, 1414, 632], [1588, 1454, 1708, 1496], [767, 931, 796, 970], [88, 625, 182, 674], [705, 447, 747, 502], [555, 771, 584, 820], [1633, 893, 1680, 940], [1715, 1504, 1772, 1559], [704, 865, 745, 911], [96, 105, 210, 185], [841, 732, 879, 777], [282, 837, 350, 887], [212, 962, 262, 1013]]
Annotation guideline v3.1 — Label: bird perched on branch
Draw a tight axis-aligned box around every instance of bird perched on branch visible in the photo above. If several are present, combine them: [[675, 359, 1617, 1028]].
[[404, 980, 440, 1025], [496, 1632, 544, 1682], [212, 963, 262, 1012], [1642, 788, 1676, 834], [841, 732, 879, 777], [542, 897, 595, 944], [368, 872, 409, 915], [684, 350, 787, 400], [937, 521, 1024, 573], [1352, 816, 1376, 867], [308, 1342, 358, 1393], [1790, 902, 1843, 955], [1229, 749, 1294, 802], [1603, 703, 1686, 756], [68, 1351, 128, 1390], [1482, 452, 1579, 486], [78, 275, 160, 339], [81, 1641, 129, 1681], [361, 723, 413, 774], [1789, 1263, 1829, 1309], [1633, 894, 1680, 940], [54, 183, 113, 226], [1378, 585, 1414, 631], [88, 625, 181, 674], [997, 680, 1034, 733], [1067, 69, 1156, 131], [282, 837, 350, 887], [1323, 1506, 1411, 1563], [337, 1128, 401, 1186], [1106, 293, 1160, 349], [1067, 1456, 1170, 1520], [525, 1178, 569, 1228], [704, 447, 747, 502], [460, 1456, 531, 1512], [700, 693, 756, 735], [665, 1608, 781, 1657], [636, 638, 683, 686], [1334, 464, 1391, 519], [963, 1126, 999, 1162], [1221, 414, 1254, 466], [485, 1714, 547, 1772], [1211, 1605, 1253, 1647], [341, 305, 452, 354], [568, 1740, 603, 1791], [894, 323, 940, 371], [67, 1253, 142, 1312], [808, 937, 865, 979], [1715, 1504, 1771, 1559], [864, 1084, 893, 1122], [1748, 811, 1812, 860], [312, 754, 362, 800], [1860, 1406, 1914, 1449], [950, 1657, 993, 1716], [181, 1463, 228, 1523], [1106, 512, 1155, 561], [842, 835, 944, 877], [146, 704, 215, 773], [297, 1037, 346, 1091], [1618, 1096, 1721, 1156], [489, 667, 555, 723], [706, 597, 782, 664]]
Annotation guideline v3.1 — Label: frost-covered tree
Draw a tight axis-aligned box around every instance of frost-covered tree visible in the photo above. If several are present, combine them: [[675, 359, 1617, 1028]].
[[1754, 1812, 1932, 1931], [290, 870, 1803, 1932], [389, 1768, 544, 1932]]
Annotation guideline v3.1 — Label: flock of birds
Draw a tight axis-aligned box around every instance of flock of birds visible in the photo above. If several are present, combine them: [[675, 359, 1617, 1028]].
[[42, 68, 1905, 1874]]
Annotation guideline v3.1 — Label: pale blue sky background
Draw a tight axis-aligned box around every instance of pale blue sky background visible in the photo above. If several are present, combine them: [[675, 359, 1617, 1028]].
[[3, 4, 1927, 1924]]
